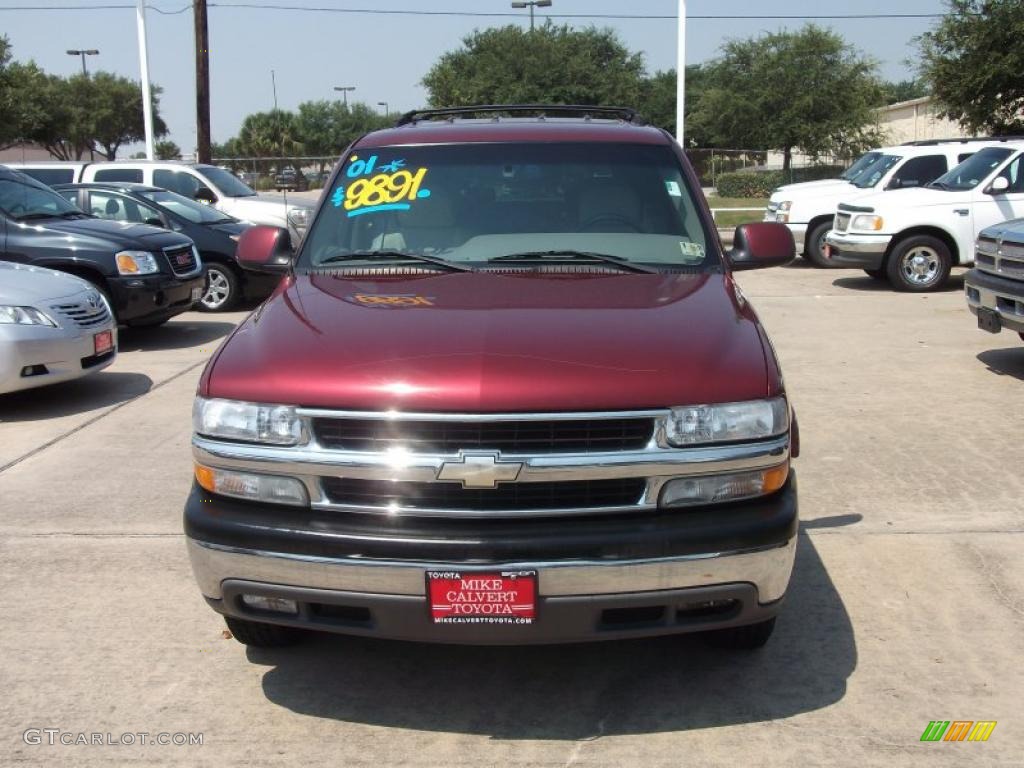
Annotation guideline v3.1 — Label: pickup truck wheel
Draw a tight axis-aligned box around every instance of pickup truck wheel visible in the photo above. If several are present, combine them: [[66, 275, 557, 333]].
[[703, 617, 776, 649], [223, 616, 301, 647], [863, 268, 887, 280], [886, 236, 952, 292], [199, 263, 239, 312], [804, 221, 834, 268]]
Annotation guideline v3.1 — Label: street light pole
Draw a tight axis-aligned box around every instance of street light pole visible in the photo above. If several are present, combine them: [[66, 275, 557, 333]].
[[271, 70, 278, 109], [676, 0, 686, 148], [377, 101, 389, 117], [511, 0, 551, 32], [66, 49, 99, 76], [334, 86, 355, 107]]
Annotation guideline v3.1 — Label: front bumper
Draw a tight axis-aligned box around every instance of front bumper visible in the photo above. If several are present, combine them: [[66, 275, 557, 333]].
[[824, 231, 892, 269], [965, 268, 1024, 333], [185, 476, 798, 644], [0, 321, 117, 394], [106, 273, 205, 326]]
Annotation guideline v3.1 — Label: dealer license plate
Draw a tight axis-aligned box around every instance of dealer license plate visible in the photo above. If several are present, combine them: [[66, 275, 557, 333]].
[[427, 570, 537, 625], [93, 330, 113, 356], [191, 285, 204, 302], [977, 306, 1001, 334]]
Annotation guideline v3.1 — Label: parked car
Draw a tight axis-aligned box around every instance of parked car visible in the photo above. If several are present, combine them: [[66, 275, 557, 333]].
[[273, 166, 309, 192], [54, 183, 283, 312], [185, 104, 800, 651], [826, 141, 1024, 291], [0, 261, 116, 394], [766, 139, 999, 266], [0, 166, 204, 326], [9, 160, 315, 247], [965, 218, 1024, 342]]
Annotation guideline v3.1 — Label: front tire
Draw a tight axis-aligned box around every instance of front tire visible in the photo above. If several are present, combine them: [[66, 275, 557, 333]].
[[223, 616, 301, 647], [886, 235, 952, 292], [703, 617, 776, 650], [199, 263, 240, 312], [804, 221, 833, 268]]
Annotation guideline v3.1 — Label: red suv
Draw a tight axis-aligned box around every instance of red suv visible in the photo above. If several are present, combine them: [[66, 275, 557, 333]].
[[185, 105, 799, 651]]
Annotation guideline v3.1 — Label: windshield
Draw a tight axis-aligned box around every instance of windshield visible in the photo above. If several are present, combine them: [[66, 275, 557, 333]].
[[851, 154, 901, 188], [930, 147, 1014, 191], [300, 142, 712, 271], [840, 151, 882, 181], [138, 188, 234, 224], [194, 164, 257, 197], [0, 174, 83, 220]]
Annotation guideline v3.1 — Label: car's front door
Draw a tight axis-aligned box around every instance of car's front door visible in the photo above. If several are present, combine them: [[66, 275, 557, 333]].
[[971, 152, 1024, 241]]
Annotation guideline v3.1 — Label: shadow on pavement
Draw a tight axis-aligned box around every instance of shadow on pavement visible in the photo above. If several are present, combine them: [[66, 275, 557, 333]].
[[118, 319, 237, 353], [831, 274, 965, 293], [977, 346, 1024, 380], [252, 533, 855, 738], [0, 371, 153, 422]]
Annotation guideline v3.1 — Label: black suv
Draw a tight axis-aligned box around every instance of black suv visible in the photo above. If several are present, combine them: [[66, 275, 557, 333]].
[[0, 166, 204, 327]]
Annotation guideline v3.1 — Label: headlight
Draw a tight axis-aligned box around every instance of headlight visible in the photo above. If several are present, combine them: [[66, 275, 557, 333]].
[[851, 215, 884, 231], [0, 305, 57, 326], [229, 234, 241, 242], [194, 463, 308, 506], [287, 207, 312, 228], [192, 397, 304, 445], [663, 397, 789, 447], [777, 201, 792, 212], [660, 463, 790, 507], [115, 250, 159, 275]]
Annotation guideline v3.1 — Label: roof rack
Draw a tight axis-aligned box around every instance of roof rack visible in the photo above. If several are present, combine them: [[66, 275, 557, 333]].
[[901, 136, 1024, 146], [395, 104, 642, 127]]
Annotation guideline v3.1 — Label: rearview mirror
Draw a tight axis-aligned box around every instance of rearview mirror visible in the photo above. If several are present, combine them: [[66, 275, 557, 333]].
[[194, 187, 217, 204], [986, 176, 1010, 195], [728, 222, 795, 271], [236, 225, 293, 273]]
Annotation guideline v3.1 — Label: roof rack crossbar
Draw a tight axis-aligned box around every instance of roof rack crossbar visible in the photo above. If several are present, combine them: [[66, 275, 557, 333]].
[[395, 104, 642, 127]]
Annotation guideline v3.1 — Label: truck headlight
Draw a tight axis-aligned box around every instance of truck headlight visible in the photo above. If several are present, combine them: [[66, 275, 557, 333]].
[[775, 201, 792, 223], [115, 250, 159, 275], [660, 463, 789, 507], [663, 397, 789, 447], [194, 463, 308, 506], [0, 305, 57, 326], [851, 215, 884, 231], [192, 397, 304, 445], [287, 207, 312, 228]]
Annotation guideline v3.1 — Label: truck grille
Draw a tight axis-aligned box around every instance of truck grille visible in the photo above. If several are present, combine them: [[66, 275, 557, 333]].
[[312, 416, 655, 454], [321, 477, 646, 512], [165, 245, 198, 276], [976, 237, 1024, 279], [51, 292, 111, 329], [833, 213, 850, 233]]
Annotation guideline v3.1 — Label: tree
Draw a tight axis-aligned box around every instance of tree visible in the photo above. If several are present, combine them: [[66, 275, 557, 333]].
[[635, 65, 714, 145], [422, 24, 646, 107], [86, 72, 168, 159], [918, 0, 1024, 134], [880, 79, 929, 105], [296, 100, 389, 173], [155, 140, 181, 160], [691, 25, 884, 169]]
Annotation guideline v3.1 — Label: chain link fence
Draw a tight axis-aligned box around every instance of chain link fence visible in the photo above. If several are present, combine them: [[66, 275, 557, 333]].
[[211, 156, 340, 191]]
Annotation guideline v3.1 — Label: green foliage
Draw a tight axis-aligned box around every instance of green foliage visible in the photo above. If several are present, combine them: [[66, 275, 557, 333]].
[[880, 79, 929, 105], [295, 100, 390, 167], [634, 65, 713, 144], [692, 25, 884, 169], [155, 140, 181, 160], [422, 24, 646, 107], [716, 166, 845, 197], [918, 0, 1024, 134]]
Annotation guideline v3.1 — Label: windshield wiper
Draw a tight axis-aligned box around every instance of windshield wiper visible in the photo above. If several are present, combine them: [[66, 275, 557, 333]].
[[12, 212, 59, 221], [489, 250, 659, 274], [317, 249, 474, 272]]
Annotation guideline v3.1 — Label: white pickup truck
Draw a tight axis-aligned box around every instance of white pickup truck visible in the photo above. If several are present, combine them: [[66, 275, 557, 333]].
[[825, 141, 1024, 291], [766, 141, 988, 267], [9, 160, 314, 246]]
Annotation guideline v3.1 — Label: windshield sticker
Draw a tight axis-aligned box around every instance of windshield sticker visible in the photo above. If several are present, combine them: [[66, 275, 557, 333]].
[[679, 241, 705, 259], [330, 154, 432, 218], [665, 180, 682, 197]]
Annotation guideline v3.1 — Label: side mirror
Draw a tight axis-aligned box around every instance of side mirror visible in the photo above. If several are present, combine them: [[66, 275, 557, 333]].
[[887, 178, 919, 190], [236, 225, 293, 273], [144, 217, 164, 228], [986, 176, 1010, 195], [728, 222, 795, 271], [194, 187, 218, 204]]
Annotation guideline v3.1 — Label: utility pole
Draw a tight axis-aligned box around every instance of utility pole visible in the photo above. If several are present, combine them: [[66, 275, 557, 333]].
[[676, 0, 686, 148], [271, 70, 278, 109], [194, 0, 211, 164], [136, 0, 155, 160]]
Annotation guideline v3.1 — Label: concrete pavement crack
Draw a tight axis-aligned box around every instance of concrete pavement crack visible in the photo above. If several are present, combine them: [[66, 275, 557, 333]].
[[0, 359, 205, 476]]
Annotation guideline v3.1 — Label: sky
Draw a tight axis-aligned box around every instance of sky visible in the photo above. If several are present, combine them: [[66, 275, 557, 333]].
[[0, 0, 950, 155]]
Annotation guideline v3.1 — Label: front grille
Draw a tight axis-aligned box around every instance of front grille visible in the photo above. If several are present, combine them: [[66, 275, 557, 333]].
[[313, 417, 655, 454], [165, 245, 197, 275], [976, 239, 1024, 278], [51, 293, 111, 329], [321, 476, 647, 512], [834, 213, 850, 233]]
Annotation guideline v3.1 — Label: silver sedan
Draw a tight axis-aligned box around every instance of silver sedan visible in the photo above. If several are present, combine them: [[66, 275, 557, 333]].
[[0, 261, 117, 394]]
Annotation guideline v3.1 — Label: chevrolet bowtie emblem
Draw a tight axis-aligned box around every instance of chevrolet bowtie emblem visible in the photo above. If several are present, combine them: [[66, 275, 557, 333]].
[[437, 453, 523, 489]]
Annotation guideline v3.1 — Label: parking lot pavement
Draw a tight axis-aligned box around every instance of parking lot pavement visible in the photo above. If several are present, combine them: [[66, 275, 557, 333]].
[[1, 264, 1022, 766]]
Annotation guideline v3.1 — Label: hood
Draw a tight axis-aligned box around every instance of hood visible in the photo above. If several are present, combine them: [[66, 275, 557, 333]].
[[980, 216, 1024, 243], [0, 261, 94, 303], [773, 178, 848, 198], [839, 186, 971, 212], [203, 270, 778, 412], [6, 216, 192, 251]]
